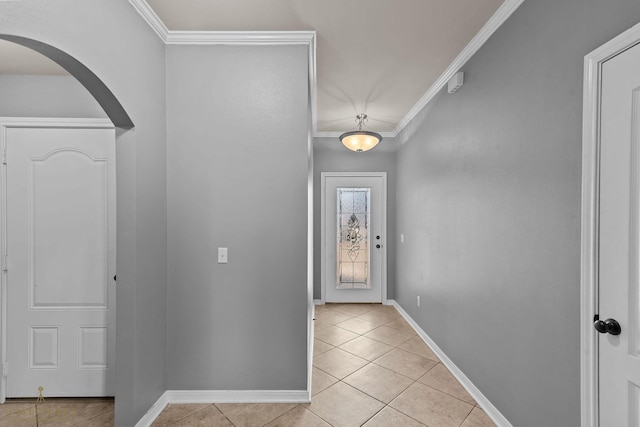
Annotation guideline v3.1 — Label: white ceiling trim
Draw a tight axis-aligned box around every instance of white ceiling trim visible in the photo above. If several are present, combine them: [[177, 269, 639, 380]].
[[164, 31, 315, 45], [392, 0, 526, 137], [128, 0, 316, 45], [128, 0, 317, 132], [129, 0, 170, 41], [164, 31, 316, 132], [128, 0, 524, 139]]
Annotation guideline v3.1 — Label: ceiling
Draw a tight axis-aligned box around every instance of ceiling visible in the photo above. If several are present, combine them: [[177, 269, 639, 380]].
[[0, 0, 508, 136], [0, 39, 67, 75]]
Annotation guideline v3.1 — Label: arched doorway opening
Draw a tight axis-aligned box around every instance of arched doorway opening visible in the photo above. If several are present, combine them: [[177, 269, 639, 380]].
[[0, 35, 133, 406], [0, 35, 132, 129]]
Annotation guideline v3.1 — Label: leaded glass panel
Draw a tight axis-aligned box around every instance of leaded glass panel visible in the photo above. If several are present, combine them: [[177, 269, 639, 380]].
[[336, 188, 371, 289]]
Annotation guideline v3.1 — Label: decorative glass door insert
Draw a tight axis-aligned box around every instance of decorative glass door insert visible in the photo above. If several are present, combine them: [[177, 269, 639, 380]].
[[336, 188, 371, 289]]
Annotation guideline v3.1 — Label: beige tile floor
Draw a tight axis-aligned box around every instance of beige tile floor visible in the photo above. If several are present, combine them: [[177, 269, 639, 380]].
[[0, 397, 114, 426], [151, 303, 496, 427], [0, 304, 496, 426]]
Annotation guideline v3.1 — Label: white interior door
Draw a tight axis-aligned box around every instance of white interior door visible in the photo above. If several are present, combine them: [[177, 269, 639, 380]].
[[3, 121, 116, 397], [322, 173, 385, 303], [598, 41, 640, 425]]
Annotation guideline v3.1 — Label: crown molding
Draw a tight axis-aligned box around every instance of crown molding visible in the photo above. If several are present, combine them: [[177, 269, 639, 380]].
[[129, 0, 523, 138], [128, 0, 316, 132], [164, 31, 317, 134], [128, 0, 316, 46], [129, 0, 170, 42], [164, 31, 315, 45], [391, 0, 526, 136]]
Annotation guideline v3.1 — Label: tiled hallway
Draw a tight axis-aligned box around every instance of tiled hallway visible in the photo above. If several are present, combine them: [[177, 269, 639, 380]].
[[150, 303, 496, 427], [0, 304, 495, 426]]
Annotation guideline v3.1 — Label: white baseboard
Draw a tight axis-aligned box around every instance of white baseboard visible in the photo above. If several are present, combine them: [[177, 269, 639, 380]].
[[135, 391, 171, 427], [315, 299, 392, 305], [389, 301, 513, 427], [137, 301, 510, 427], [135, 390, 309, 427]]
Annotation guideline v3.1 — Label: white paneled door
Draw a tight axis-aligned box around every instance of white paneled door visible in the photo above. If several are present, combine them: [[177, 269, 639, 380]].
[[322, 173, 386, 303], [598, 42, 640, 425], [3, 120, 115, 397]]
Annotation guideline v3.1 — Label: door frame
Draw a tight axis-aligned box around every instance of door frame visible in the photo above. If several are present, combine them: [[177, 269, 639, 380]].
[[581, 22, 640, 427], [0, 117, 115, 401], [320, 172, 387, 304]]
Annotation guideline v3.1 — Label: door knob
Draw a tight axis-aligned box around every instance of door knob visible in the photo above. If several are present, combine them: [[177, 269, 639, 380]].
[[594, 318, 621, 336], [376, 244, 381, 249]]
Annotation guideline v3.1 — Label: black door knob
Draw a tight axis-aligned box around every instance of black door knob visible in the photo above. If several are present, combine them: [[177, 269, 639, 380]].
[[376, 244, 381, 249], [594, 318, 621, 336]]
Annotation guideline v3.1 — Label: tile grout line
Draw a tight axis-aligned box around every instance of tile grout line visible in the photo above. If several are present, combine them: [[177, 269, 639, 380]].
[[162, 403, 215, 426], [67, 405, 115, 426], [218, 405, 238, 427], [303, 403, 333, 426], [313, 304, 483, 426], [346, 343, 434, 426], [313, 308, 424, 426], [458, 403, 478, 427], [149, 304, 491, 427], [260, 403, 303, 427], [323, 309, 483, 404], [311, 346, 427, 425]]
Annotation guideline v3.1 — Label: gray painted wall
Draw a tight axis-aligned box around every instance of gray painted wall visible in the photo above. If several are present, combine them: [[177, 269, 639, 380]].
[[0, 2, 168, 425], [165, 45, 309, 390], [394, 0, 640, 426], [313, 142, 397, 300], [0, 75, 107, 118]]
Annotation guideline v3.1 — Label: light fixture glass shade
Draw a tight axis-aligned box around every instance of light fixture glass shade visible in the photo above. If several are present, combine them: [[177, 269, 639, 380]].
[[340, 131, 382, 152]]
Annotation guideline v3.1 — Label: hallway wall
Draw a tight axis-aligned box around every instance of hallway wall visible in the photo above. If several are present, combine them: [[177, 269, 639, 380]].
[[313, 143, 397, 300], [394, 0, 640, 425], [165, 44, 309, 390], [0, 75, 107, 118], [0, 2, 168, 425]]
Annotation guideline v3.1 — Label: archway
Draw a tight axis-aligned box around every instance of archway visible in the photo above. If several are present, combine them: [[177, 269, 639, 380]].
[[0, 35, 132, 414], [0, 35, 133, 129]]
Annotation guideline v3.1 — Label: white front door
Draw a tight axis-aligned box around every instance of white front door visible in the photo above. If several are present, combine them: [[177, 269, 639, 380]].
[[598, 41, 640, 425], [322, 173, 386, 303], [2, 120, 116, 397]]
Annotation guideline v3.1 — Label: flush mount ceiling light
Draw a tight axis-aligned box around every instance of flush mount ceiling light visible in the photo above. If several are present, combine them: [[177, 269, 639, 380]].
[[339, 114, 382, 152]]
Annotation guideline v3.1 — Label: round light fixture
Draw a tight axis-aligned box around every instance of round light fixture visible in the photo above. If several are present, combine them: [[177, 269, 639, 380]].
[[339, 114, 382, 152]]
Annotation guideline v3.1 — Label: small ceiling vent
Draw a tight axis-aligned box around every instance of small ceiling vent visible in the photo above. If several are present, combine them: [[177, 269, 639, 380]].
[[448, 72, 464, 94]]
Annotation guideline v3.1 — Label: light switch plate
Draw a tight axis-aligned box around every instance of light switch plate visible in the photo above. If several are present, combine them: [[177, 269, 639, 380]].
[[218, 247, 228, 264]]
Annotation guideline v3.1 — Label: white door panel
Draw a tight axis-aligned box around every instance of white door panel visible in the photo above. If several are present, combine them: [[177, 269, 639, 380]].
[[599, 42, 640, 426], [322, 174, 385, 303], [4, 123, 115, 397]]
